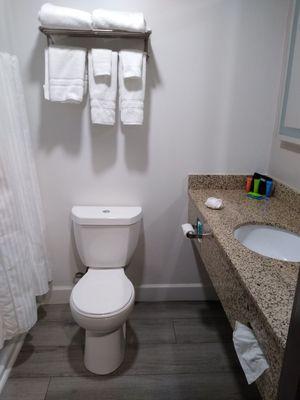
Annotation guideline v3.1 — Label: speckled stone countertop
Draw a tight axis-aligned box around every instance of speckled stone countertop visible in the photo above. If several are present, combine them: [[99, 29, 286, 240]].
[[188, 175, 300, 349]]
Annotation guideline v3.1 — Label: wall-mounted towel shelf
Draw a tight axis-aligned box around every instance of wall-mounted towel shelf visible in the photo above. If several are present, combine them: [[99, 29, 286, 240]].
[[39, 27, 152, 58]]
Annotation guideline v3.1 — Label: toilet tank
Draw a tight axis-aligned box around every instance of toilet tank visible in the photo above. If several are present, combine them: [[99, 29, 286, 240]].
[[71, 206, 142, 268]]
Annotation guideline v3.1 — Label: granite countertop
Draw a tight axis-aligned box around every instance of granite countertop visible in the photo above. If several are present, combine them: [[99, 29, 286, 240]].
[[188, 177, 300, 349]]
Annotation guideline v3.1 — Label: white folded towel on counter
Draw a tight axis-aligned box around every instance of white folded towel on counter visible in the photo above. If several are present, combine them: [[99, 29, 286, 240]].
[[205, 197, 224, 210], [120, 50, 143, 78], [92, 8, 146, 32], [88, 50, 118, 125], [233, 322, 269, 384], [38, 3, 92, 30], [91, 49, 112, 77], [44, 45, 87, 103], [119, 50, 146, 125]]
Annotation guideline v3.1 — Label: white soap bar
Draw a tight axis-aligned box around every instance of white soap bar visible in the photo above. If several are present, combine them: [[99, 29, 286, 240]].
[[205, 197, 223, 210]]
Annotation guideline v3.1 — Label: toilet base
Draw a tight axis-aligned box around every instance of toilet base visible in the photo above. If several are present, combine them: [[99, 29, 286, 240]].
[[84, 324, 126, 375]]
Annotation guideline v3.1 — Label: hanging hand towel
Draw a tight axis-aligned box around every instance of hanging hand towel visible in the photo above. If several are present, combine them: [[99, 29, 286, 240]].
[[92, 8, 146, 32], [119, 50, 146, 125], [44, 45, 87, 103], [88, 50, 118, 125], [38, 3, 92, 30], [91, 49, 112, 77], [120, 49, 143, 78]]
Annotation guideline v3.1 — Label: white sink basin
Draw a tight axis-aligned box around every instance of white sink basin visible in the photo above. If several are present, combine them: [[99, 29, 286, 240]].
[[234, 224, 300, 262]]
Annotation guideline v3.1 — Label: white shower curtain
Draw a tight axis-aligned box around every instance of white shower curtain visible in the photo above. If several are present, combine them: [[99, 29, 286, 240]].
[[0, 53, 51, 349]]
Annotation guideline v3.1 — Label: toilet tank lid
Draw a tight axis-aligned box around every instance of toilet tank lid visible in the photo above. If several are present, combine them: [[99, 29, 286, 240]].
[[71, 206, 142, 226]]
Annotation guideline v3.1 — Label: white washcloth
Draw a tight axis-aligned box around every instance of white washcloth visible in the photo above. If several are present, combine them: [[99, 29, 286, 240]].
[[88, 51, 118, 125], [92, 8, 146, 32], [91, 49, 112, 77], [233, 322, 269, 384], [119, 51, 146, 125], [205, 197, 224, 210], [38, 3, 92, 30], [120, 50, 143, 78], [44, 46, 87, 103]]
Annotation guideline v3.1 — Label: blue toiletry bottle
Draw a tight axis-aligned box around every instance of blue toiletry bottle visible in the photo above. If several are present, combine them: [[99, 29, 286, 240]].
[[197, 218, 203, 236], [265, 180, 273, 198]]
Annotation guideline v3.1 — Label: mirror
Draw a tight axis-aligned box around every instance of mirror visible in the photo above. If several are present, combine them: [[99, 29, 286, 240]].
[[279, 0, 300, 143]]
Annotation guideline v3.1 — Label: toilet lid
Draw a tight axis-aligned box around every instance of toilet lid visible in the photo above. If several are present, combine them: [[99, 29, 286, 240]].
[[71, 269, 134, 316]]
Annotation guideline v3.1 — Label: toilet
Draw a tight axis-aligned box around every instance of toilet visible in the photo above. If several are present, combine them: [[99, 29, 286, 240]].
[[70, 205, 142, 375]]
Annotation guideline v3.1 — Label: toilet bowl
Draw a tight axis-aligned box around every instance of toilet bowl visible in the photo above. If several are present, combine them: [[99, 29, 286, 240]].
[[70, 206, 142, 374]]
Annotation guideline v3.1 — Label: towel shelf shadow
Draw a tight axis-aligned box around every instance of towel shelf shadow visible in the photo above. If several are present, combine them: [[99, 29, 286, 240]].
[[39, 26, 152, 59]]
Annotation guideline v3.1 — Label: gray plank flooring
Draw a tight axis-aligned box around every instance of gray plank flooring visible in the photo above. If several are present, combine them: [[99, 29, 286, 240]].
[[1, 302, 261, 400]]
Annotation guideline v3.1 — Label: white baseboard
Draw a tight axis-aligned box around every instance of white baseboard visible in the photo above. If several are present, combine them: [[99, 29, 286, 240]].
[[0, 335, 25, 395], [41, 283, 217, 304]]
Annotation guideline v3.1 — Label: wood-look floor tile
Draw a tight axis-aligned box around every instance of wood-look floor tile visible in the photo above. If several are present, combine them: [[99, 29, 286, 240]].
[[0, 378, 50, 400], [45, 374, 260, 400], [10, 342, 239, 378], [127, 319, 176, 344], [10, 346, 90, 378], [131, 301, 224, 320], [174, 317, 232, 343], [117, 342, 240, 376], [5, 302, 261, 400], [37, 304, 73, 323], [24, 322, 84, 348]]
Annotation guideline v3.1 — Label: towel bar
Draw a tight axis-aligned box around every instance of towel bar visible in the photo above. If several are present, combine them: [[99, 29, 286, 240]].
[[39, 26, 152, 59]]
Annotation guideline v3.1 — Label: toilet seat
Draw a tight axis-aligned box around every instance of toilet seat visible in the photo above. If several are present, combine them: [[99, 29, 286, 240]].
[[71, 269, 134, 317]]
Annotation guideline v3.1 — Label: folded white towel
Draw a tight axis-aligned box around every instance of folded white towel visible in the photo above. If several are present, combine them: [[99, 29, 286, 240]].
[[204, 197, 224, 209], [44, 45, 87, 103], [39, 3, 92, 30], [88, 51, 118, 125], [92, 8, 146, 32], [91, 49, 112, 77], [233, 322, 269, 384], [119, 50, 146, 125], [120, 50, 143, 78]]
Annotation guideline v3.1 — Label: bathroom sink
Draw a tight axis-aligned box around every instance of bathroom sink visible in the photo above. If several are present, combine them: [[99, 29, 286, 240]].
[[234, 224, 300, 262]]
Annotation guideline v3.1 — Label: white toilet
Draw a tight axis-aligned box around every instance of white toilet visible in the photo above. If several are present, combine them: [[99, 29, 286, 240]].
[[70, 205, 142, 375]]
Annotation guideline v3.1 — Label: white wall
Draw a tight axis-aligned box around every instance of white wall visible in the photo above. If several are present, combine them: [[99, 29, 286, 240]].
[[4, 0, 289, 299], [0, 0, 12, 52]]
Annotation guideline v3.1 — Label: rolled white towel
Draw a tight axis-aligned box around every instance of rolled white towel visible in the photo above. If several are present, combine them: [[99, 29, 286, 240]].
[[38, 3, 92, 30], [92, 8, 146, 32], [205, 197, 224, 210]]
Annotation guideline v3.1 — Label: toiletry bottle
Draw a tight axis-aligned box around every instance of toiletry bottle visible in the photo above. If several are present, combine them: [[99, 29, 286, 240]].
[[253, 178, 260, 194], [197, 218, 203, 237], [246, 176, 252, 192], [265, 180, 273, 198]]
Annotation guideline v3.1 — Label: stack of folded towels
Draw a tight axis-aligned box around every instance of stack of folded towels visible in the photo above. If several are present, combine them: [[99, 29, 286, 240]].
[[39, 3, 146, 32], [39, 3, 147, 125]]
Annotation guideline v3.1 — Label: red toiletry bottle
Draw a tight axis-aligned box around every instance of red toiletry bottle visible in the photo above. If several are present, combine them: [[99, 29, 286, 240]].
[[246, 176, 252, 192]]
